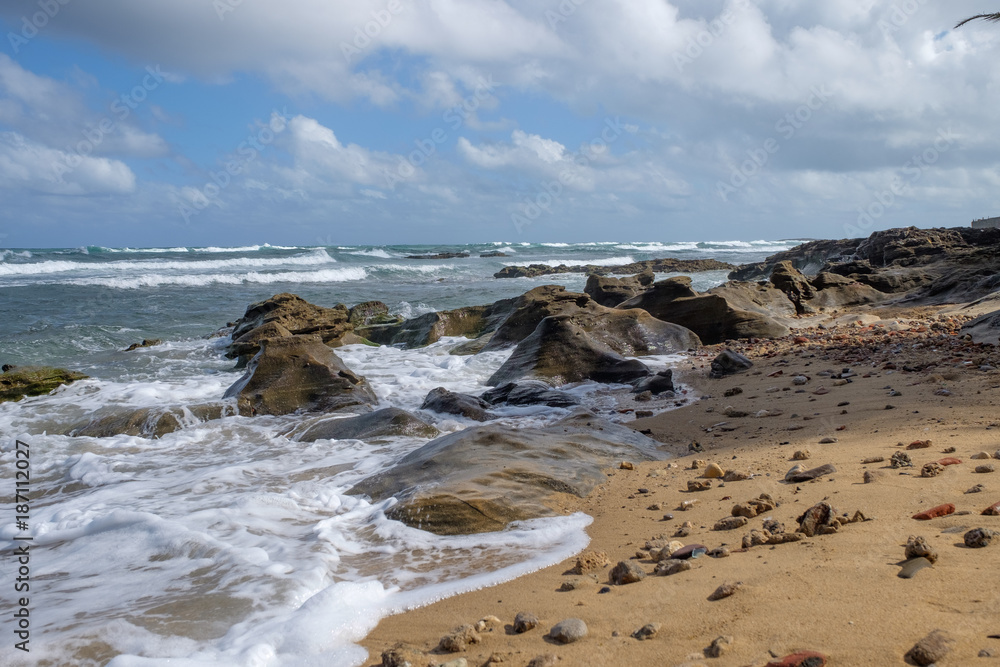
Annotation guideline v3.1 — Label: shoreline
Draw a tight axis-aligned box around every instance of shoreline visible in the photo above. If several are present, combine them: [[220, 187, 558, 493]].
[[361, 312, 1000, 666]]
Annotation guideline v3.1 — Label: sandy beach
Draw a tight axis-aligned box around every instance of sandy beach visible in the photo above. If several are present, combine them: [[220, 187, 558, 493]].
[[362, 311, 1000, 666]]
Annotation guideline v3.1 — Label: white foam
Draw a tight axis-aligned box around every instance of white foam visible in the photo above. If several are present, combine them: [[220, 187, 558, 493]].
[[68, 267, 368, 289], [506, 255, 635, 269], [344, 248, 394, 259]]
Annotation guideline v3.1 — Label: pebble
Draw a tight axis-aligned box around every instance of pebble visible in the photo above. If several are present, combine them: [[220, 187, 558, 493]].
[[707, 546, 731, 558], [972, 452, 993, 460], [704, 635, 734, 658], [792, 450, 811, 461], [636, 391, 653, 401], [671, 543, 707, 559], [976, 464, 996, 474], [475, 616, 502, 633], [907, 440, 932, 450], [619, 461, 635, 470], [675, 521, 693, 537], [609, 560, 646, 585], [723, 469, 750, 482], [635, 410, 653, 418], [818, 437, 838, 444], [920, 462, 944, 478], [863, 470, 884, 484], [904, 535, 938, 563], [793, 375, 809, 385], [439, 659, 468, 667], [912, 503, 955, 520], [548, 618, 588, 644], [862, 456, 885, 464], [813, 387, 829, 395], [898, 556, 934, 579], [983, 500, 1000, 515], [723, 387, 743, 397], [688, 480, 712, 492], [708, 581, 743, 601], [438, 625, 481, 652], [691, 459, 707, 469], [513, 612, 539, 634], [797, 501, 840, 537], [766, 651, 828, 667], [680, 499, 700, 510], [964, 528, 996, 548], [558, 577, 593, 592], [905, 629, 955, 666], [653, 559, 692, 576], [785, 463, 837, 483], [632, 623, 661, 640], [571, 550, 611, 574], [939, 457, 962, 466], [713, 516, 748, 531], [381, 644, 426, 667], [525, 655, 559, 667], [647, 503, 662, 511], [703, 462, 725, 478]]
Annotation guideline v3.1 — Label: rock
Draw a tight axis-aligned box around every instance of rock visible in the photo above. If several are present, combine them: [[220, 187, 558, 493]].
[[631, 623, 661, 640], [618, 277, 789, 344], [713, 516, 748, 531], [707, 546, 731, 558], [905, 536, 938, 563], [688, 480, 712, 492], [905, 629, 954, 666], [585, 271, 655, 307], [223, 335, 377, 416], [475, 616, 502, 633], [723, 386, 743, 397], [765, 651, 828, 667], [349, 410, 667, 535], [976, 464, 996, 474], [983, 500, 1000, 515], [862, 456, 885, 464], [792, 450, 811, 461], [653, 559, 692, 576], [486, 316, 652, 387], [863, 470, 884, 484], [609, 560, 646, 585], [703, 462, 725, 478], [967, 484, 986, 494], [797, 501, 839, 537], [723, 469, 750, 482], [525, 655, 559, 667], [920, 462, 944, 478], [709, 350, 753, 379], [912, 504, 955, 520], [649, 540, 685, 561], [548, 618, 588, 644], [439, 660, 468, 667], [479, 381, 579, 408], [420, 387, 494, 421], [671, 543, 707, 559], [907, 439, 932, 450], [785, 463, 836, 483], [361, 299, 514, 349], [938, 457, 963, 466], [770, 261, 816, 314], [406, 251, 470, 259], [438, 624, 480, 653], [704, 635, 733, 658], [898, 557, 934, 579], [496, 258, 735, 280], [890, 451, 913, 468], [65, 403, 226, 438], [818, 437, 837, 444], [295, 407, 439, 442], [0, 366, 88, 403], [620, 461, 635, 470], [513, 612, 539, 634], [965, 528, 996, 548], [732, 494, 777, 518], [380, 643, 427, 667], [123, 338, 161, 352], [226, 293, 354, 364], [572, 550, 611, 574], [631, 370, 676, 395], [972, 451, 993, 460], [708, 581, 743, 601]]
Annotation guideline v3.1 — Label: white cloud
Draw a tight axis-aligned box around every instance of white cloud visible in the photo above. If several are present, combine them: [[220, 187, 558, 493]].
[[0, 131, 136, 195]]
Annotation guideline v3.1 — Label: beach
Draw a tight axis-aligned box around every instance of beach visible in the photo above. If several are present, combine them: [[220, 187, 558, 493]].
[[362, 315, 1000, 666]]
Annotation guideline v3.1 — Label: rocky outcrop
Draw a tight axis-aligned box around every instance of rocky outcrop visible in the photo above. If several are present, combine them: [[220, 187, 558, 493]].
[[223, 334, 377, 416], [420, 387, 495, 421], [226, 293, 360, 365], [405, 252, 470, 259], [495, 257, 735, 279], [769, 261, 885, 313], [584, 270, 655, 307], [294, 407, 439, 442], [348, 409, 669, 534], [480, 380, 580, 408], [358, 299, 515, 349], [347, 301, 397, 327], [65, 404, 228, 438], [483, 285, 700, 354], [728, 238, 862, 281], [487, 316, 651, 387], [618, 277, 789, 344], [962, 309, 1000, 346], [0, 366, 88, 403], [123, 338, 161, 352]]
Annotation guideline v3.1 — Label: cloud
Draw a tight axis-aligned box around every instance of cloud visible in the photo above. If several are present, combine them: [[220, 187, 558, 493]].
[[0, 131, 136, 195]]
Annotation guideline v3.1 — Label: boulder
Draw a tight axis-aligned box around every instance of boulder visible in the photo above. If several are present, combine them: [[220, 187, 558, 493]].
[[479, 380, 579, 408], [708, 281, 798, 319], [420, 387, 494, 421], [358, 299, 515, 349], [769, 261, 816, 314], [963, 309, 1000, 346], [64, 404, 227, 438], [487, 316, 651, 387], [294, 407, 439, 442], [123, 338, 162, 352], [0, 366, 88, 403], [227, 293, 355, 364], [223, 334, 377, 416], [347, 301, 397, 327], [709, 350, 753, 379], [631, 370, 675, 395], [618, 277, 788, 344], [584, 270, 654, 307], [348, 409, 669, 534]]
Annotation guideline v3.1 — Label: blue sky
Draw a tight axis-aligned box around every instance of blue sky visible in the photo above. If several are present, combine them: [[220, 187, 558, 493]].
[[0, 0, 998, 248]]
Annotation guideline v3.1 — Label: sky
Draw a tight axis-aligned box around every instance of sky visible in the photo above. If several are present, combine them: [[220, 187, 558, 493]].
[[0, 0, 998, 248]]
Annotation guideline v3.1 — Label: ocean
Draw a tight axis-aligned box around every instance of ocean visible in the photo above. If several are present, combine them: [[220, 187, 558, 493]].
[[0, 240, 798, 666]]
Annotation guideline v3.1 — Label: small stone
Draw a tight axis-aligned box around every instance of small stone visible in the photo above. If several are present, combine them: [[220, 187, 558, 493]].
[[723, 469, 750, 482], [647, 503, 662, 511], [912, 503, 955, 520], [891, 451, 913, 468], [631, 623, 661, 640], [972, 452, 993, 460], [703, 462, 725, 478], [704, 635, 734, 658], [671, 543, 707, 559], [635, 390, 653, 402], [558, 578, 590, 592], [898, 557, 934, 579], [983, 500, 1000, 515], [381, 643, 426, 667], [939, 457, 962, 466], [724, 387, 743, 397], [653, 559, 692, 576], [649, 540, 685, 561], [785, 463, 837, 483], [976, 464, 996, 474], [526, 655, 559, 667], [818, 437, 837, 444], [723, 406, 749, 418], [920, 462, 944, 478], [713, 516, 748, 531], [688, 480, 712, 492], [762, 517, 785, 534], [708, 581, 743, 601], [964, 528, 996, 548], [438, 625, 481, 653], [793, 375, 809, 385], [797, 501, 839, 536], [635, 410, 653, 418], [967, 484, 986, 494], [513, 612, 539, 634], [792, 450, 811, 461], [942, 446, 957, 454], [707, 546, 730, 558], [907, 440, 932, 450], [679, 500, 699, 511], [475, 616, 502, 633], [548, 618, 588, 644], [620, 461, 635, 470], [980, 648, 996, 658], [862, 456, 885, 464], [904, 535, 938, 563], [864, 470, 884, 484], [439, 660, 469, 667], [905, 629, 955, 666], [765, 651, 828, 667], [675, 521, 693, 537], [571, 550, 610, 574], [691, 459, 707, 470], [609, 560, 646, 585]]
